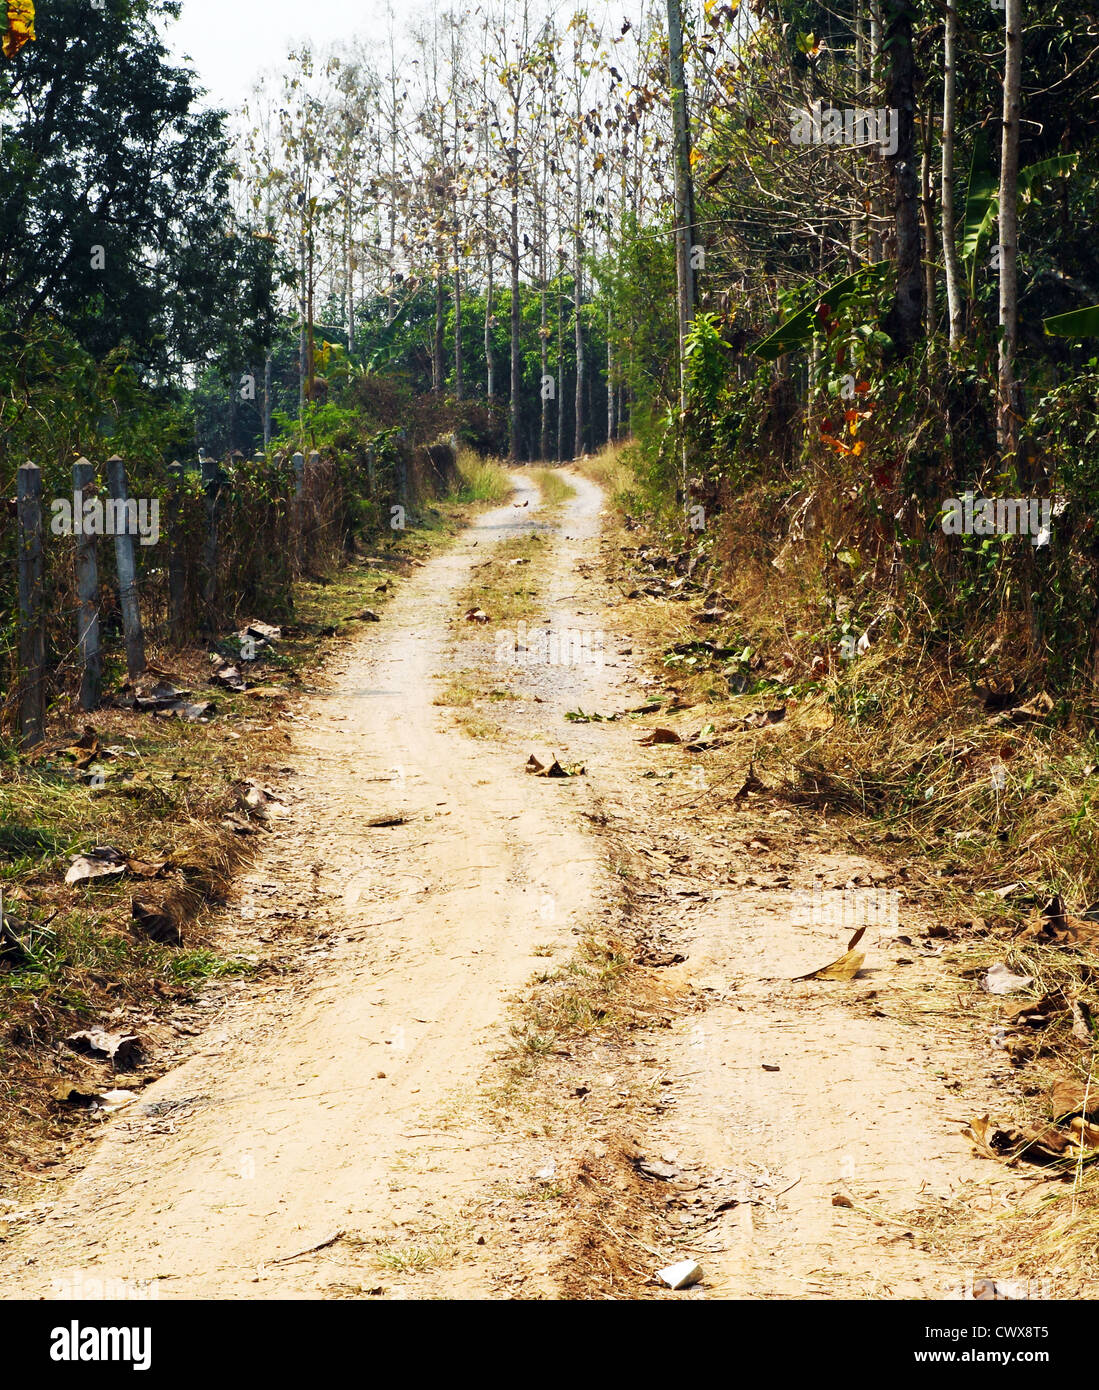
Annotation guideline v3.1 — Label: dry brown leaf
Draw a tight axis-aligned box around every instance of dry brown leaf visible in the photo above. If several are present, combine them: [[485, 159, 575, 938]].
[[639, 727, 681, 746], [794, 948, 865, 982], [1050, 1080, 1099, 1122]]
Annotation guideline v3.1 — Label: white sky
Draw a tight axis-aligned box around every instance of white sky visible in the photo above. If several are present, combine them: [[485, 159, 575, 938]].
[[160, 0, 654, 115], [159, 0, 396, 112]]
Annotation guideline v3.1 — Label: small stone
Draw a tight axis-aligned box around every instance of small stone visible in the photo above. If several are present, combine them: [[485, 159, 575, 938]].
[[656, 1259, 702, 1290]]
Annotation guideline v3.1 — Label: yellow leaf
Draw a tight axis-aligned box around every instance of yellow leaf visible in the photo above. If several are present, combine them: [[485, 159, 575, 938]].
[[2, 0, 35, 58]]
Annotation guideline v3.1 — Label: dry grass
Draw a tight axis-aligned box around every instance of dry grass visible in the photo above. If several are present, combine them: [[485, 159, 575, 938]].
[[599, 462, 1099, 1290], [572, 442, 635, 503], [457, 531, 552, 629], [528, 467, 576, 507], [454, 448, 512, 505]]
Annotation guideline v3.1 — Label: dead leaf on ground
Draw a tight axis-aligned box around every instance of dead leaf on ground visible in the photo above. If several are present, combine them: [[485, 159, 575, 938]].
[[525, 754, 583, 777], [125, 858, 170, 879], [1050, 1080, 1099, 1122], [1005, 991, 1069, 1028], [237, 781, 289, 821], [131, 898, 181, 946], [981, 961, 1035, 995], [60, 726, 108, 768], [1008, 691, 1055, 722], [0, 912, 30, 967], [64, 1030, 141, 1070], [962, 1114, 1073, 1165], [743, 707, 786, 728], [639, 727, 681, 746], [733, 765, 766, 799], [1071, 1000, 1097, 1044], [51, 1083, 137, 1113], [793, 932, 866, 982], [210, 660, 246, 692], [65, 847, 128, 886]]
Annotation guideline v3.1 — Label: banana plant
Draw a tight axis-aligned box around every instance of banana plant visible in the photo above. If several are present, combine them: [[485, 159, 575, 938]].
[[961, 131, 1079, 302]]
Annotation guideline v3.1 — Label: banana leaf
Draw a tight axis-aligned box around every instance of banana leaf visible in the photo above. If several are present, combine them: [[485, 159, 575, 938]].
[[753, 262, 890, 361], [1043, 304, 1099, 339]]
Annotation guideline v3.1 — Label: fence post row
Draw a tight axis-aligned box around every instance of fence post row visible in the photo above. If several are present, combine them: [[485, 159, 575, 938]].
[[73, 457, 102, 711], [167, 461, 187, 646], [291, 452, 305, 570], [10, 445, 359, 740], [200, 456, 222, 612], [17, 461, 45, 749], [105, 455, 146, 679]]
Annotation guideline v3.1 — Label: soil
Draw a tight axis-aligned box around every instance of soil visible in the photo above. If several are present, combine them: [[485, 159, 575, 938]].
[[0, 470, 1037, 1299]]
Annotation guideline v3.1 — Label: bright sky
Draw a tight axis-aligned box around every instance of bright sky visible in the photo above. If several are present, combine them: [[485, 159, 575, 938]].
[[160, 0, 653, 115], [159, 0, 396, 112]]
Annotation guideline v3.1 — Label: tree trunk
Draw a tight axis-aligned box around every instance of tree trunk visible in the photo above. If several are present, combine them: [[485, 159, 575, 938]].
[[573, 223, 584, 459], [997, 0, 1023, 458], [509, 144, 521, 460], [882, 0, 924, 357], [941, 0, 965, 345], [298, 230, 306, 416], [433, 272, 444, 394], [485, 226, 494, 401], [667, 0, 697, 382], [556, 279, 564, 462], [453, 233, 463, 402], [920, 100, 937, 339], [606, 308, 615, 444], [263, 353, 272, 450], [540, 246, 549, 460], [345, 190, 354, 354]]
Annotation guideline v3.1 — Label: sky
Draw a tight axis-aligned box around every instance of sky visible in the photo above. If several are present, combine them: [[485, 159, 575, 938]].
[[158, 0, 394, 112], [159, 0, 651, 116]]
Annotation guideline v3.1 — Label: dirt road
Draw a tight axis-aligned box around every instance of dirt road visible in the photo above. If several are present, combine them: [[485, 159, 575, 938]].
[[0, 470, 1018, 1299]]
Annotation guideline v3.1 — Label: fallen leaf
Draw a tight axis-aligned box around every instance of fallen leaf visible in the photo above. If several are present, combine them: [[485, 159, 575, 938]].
[[639, 727, 681, 746], [981, 962, 1035, 995], [65, 847, 127, 886], [237, 781, 289, 821], [64, 1030, 142, 1070], [131, 898, 181, 946], [794, 947, 865, 982], [743, 707, 786, 728], [1050, 1080, 1099, 1122], [125, 858, 169, 879]]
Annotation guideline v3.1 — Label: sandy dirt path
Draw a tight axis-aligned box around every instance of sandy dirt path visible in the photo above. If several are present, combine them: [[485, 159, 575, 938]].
[[0, 471, 626, 1299], [0, 468, 1018, 1300]]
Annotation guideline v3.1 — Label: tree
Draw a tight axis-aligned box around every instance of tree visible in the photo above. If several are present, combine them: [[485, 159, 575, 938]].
[[997, 0, 1023, 456]]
